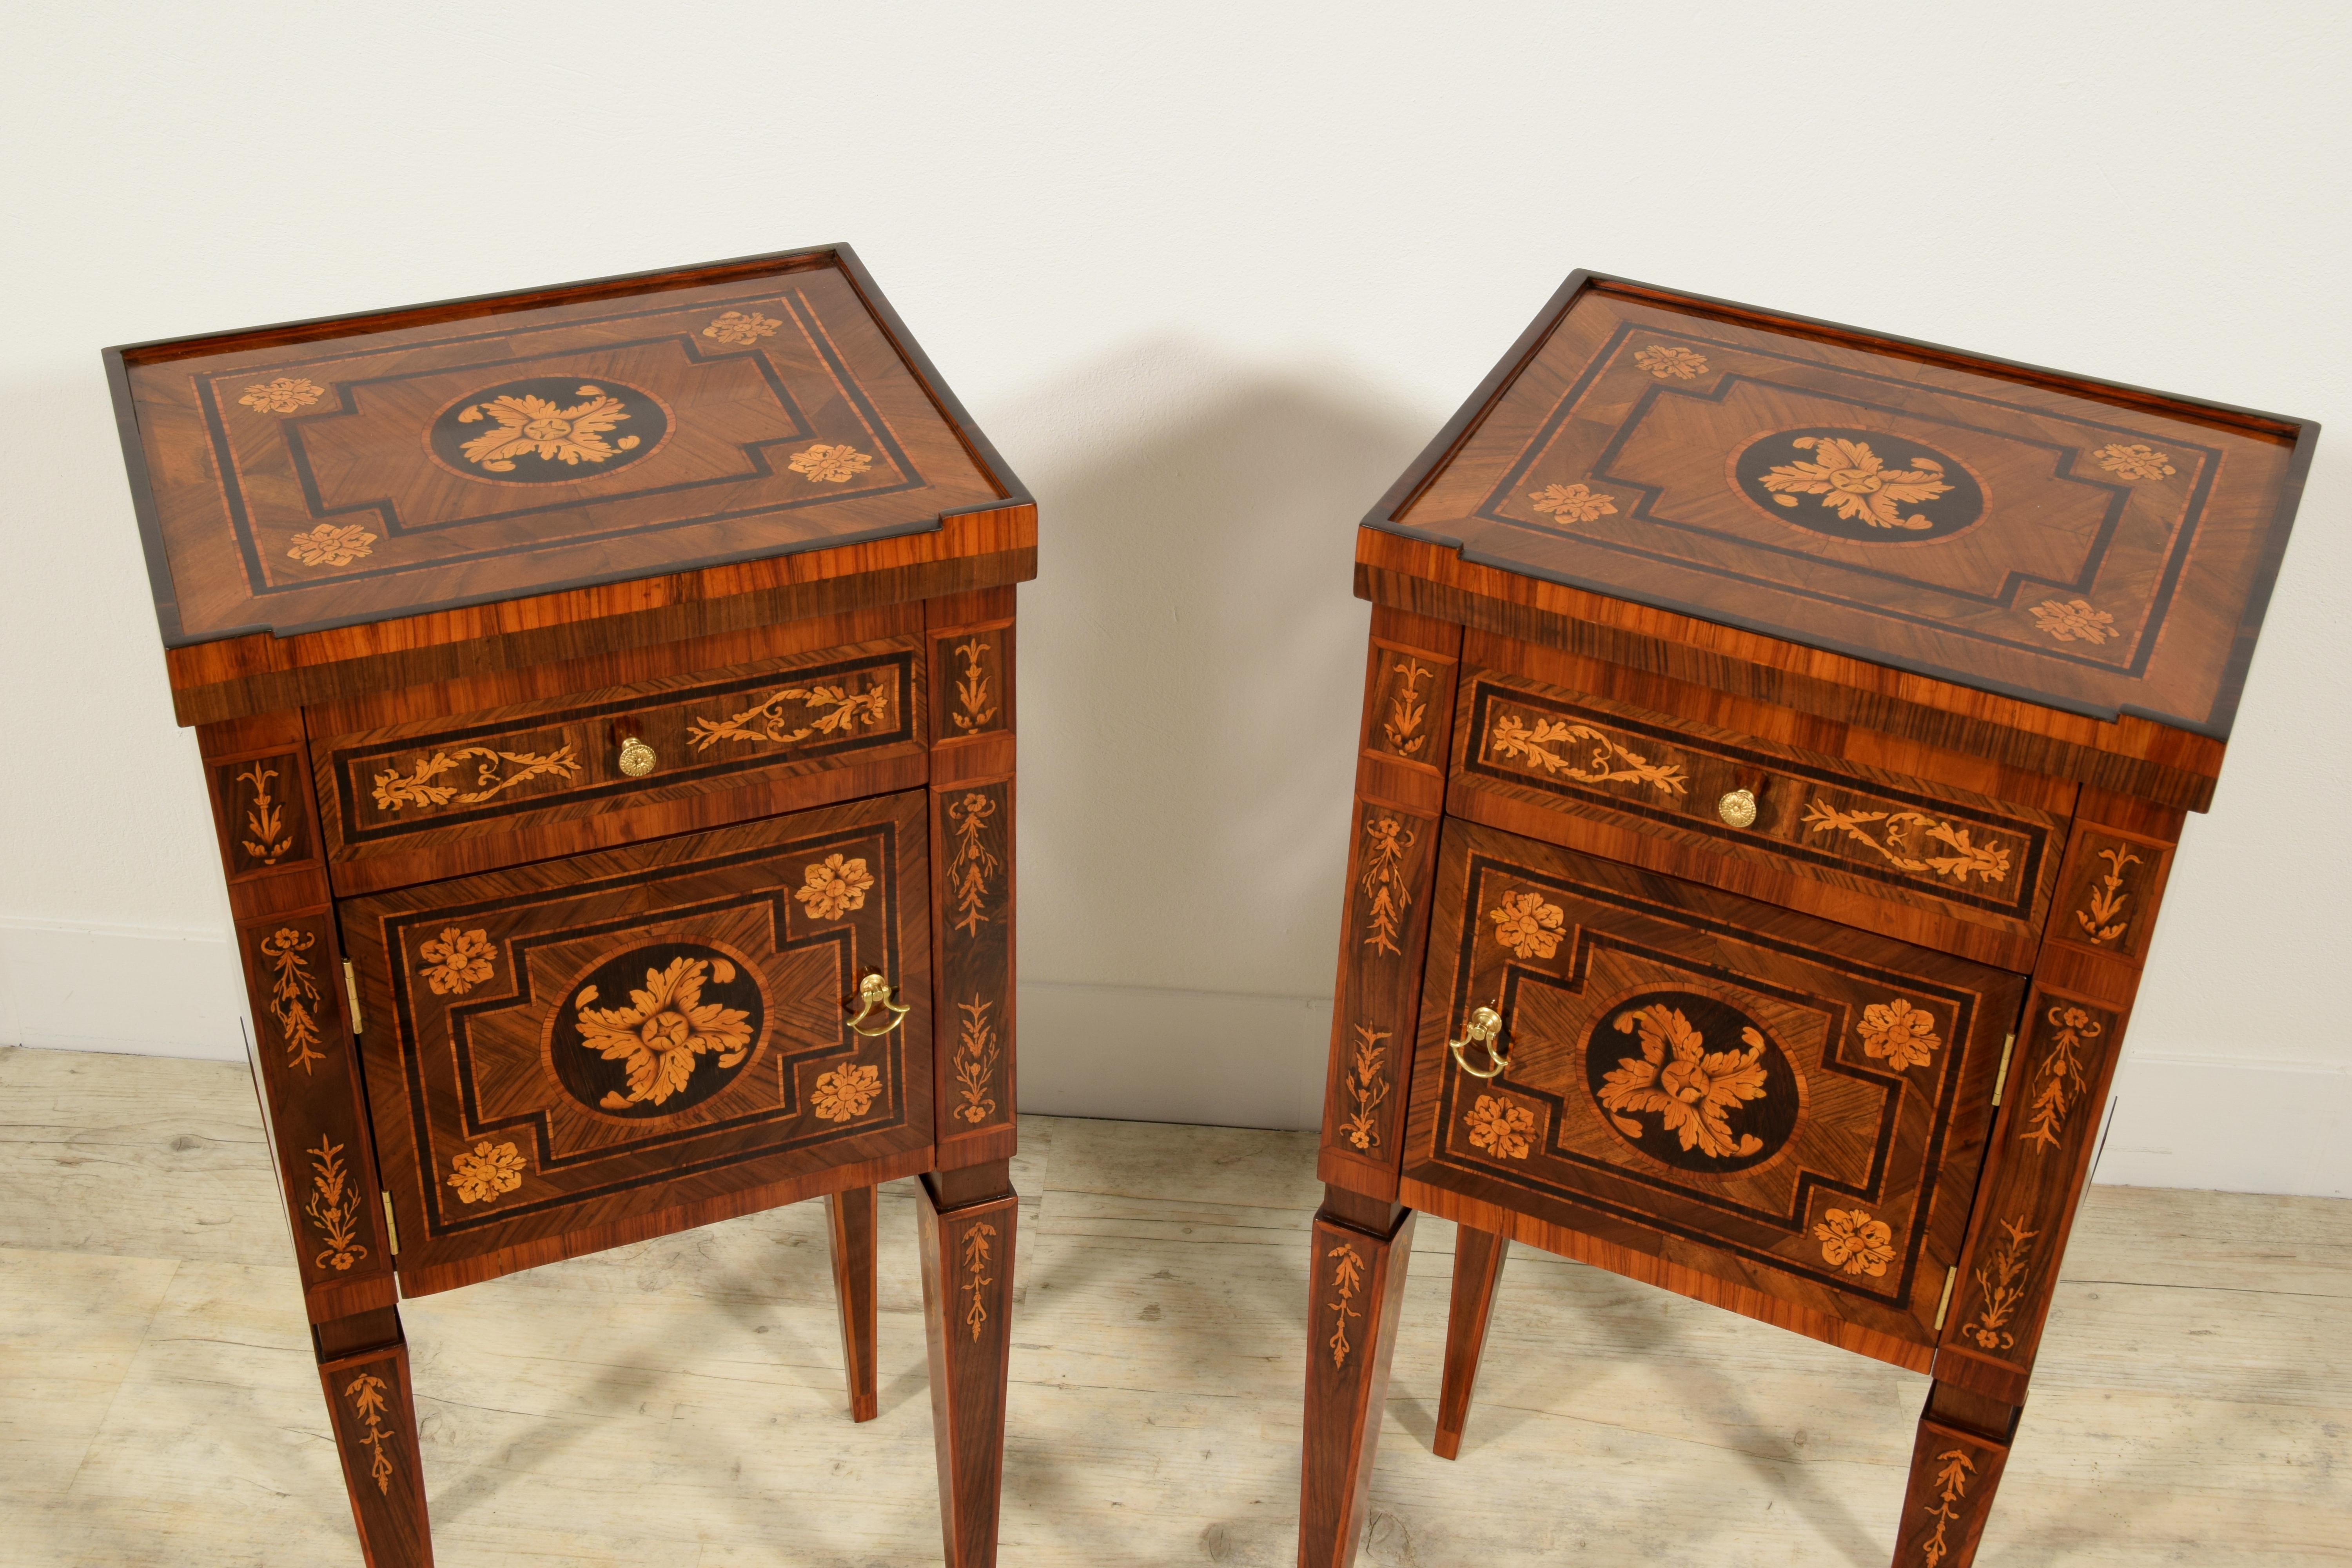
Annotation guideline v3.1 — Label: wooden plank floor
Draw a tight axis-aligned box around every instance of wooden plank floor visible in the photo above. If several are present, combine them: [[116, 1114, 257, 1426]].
[[2, 1044, 2345, 1566]]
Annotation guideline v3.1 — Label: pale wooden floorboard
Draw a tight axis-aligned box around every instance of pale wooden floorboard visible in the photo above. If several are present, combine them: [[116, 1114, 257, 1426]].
[[0, 1045, 2345, 1565]]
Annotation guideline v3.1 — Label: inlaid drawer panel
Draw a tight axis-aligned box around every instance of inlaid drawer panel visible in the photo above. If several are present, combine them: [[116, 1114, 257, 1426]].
[[1449, 666, 2066, 969], [312, 637, 926, 891], [340, 790, 932, 1296], [1400, 817, 2027, 1365]]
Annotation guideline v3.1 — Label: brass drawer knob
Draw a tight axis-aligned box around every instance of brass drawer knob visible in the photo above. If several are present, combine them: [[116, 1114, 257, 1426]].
[[1717, 788, 1757, 828], [1448, 1003, 1510, 1080], [617, 735, 657, 778], [847, 971, 912, 1038]]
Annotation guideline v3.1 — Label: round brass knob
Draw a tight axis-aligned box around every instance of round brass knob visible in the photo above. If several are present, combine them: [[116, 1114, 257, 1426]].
[[617, 736, 657, 778], [1717, 788, 1757, 828]]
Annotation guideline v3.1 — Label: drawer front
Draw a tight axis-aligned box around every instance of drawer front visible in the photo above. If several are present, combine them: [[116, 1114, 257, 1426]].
[[1451, 667, 2065, 962], [313, 637, 925, 883], [1401, 817, 2026, 1361], [342, 791, 931, 1294]]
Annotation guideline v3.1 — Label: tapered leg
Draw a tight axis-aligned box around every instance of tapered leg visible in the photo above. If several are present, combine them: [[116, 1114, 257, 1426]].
[[826, 1185, 880, 1422], [1298, 1193, 1416, 1568], [315, 1307, 433, 1568], [1432, 1223, 1508, 1460], [1890, 1380, 2020, 1567], [917, 1162, 1016, 1568]]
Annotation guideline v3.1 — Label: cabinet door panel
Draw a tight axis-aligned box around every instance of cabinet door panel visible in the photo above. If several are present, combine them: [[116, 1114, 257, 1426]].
[[342, 790, 931, 1294], [1401, 817, 2025, 1365]]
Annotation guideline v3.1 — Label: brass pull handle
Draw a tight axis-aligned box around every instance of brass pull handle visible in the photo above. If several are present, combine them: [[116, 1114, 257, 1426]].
[[617, 735, 657, 778], [1717, 788, 1757, 828], [1448, 1003, 1510, 1080], [847, 972, 911, 1038]]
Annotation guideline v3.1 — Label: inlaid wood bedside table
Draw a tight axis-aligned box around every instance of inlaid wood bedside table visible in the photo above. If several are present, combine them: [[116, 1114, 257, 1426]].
[[1296, 272, 2316, 1567], [105, 245, 1031, 1568]]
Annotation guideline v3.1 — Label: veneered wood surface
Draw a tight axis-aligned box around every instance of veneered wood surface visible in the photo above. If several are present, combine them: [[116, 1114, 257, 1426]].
[[1379, 272, 2316, 742], [1316, 608, 1463, 1200], [1401, 818, 2026, 1370], [926, 588, 1018, 1169], [339, 792, 933, 1297], [113, 245, 1020, 651], [195, 711, 396, 1327], [1360, 527, 2227, 812], [1448, 660, 2067, 971], [311, 633, 927, 895]]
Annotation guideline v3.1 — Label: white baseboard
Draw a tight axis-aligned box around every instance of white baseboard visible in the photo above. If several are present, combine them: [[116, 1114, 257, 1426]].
[[2096, 1052, 2349, 1198], [0, 918, 247, 1060], [5, 921, 2345, 1198]]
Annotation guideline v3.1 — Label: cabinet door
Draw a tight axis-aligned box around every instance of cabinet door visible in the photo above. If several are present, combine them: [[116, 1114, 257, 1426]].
[[342, 789, 931, 1295], [1401, 817, 2026, 1367]]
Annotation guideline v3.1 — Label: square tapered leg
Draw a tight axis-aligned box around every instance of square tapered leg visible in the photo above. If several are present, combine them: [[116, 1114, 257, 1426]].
[[917, 1167, 1016, 1567]]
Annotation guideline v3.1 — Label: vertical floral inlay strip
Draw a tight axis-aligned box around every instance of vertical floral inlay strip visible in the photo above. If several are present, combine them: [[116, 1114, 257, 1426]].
[[962, 1221, 997, 1341], [1339, 1024, 1389, 1152], [2023, 1005, 2103, 1152], [2074, 845, 2140, 945], [1358, 815, 1416, 956], [260, 927, 327, 1073], [1957, 1216, 2038, 1353], [1326, 1242, 1365, 1369], [1919, 1447, 1976, 1567], [951, 637, 999, 732], [948, 791, 1001, 936], [236, 762, 294, 866], [345, 1372, 396, 1495], [953, 998, 1000, 1125], [304, 1138, 368, 1272], [1380, 658, 1432, 758]]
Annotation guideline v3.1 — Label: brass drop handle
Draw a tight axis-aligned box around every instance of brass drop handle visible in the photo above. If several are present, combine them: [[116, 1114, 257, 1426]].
[[1448, 1003, 1510, 1080], [617, 734, 657, 778], [847, 971, 911, 1038], [1717, 788, 1758, 828]]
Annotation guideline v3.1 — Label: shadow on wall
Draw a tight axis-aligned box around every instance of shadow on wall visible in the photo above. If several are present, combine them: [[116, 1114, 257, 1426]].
[[993, 338, 1435, 1130]]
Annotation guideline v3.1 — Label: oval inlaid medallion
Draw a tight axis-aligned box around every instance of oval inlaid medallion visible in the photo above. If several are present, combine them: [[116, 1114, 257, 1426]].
[[428, 376, 669, 483], [1583, 989, 1799, 1173], [548, 943, 765, 1118], [1733, 427, 1983, 541]]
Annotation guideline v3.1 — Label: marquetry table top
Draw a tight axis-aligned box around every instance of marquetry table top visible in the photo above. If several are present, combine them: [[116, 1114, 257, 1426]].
[[1373, 273, 2318, 739], [109, 246, 1016, 648]]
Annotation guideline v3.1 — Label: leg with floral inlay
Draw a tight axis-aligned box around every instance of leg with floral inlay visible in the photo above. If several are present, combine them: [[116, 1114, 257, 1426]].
[[1299, 1189, 1416, 1568], [314, 1307, 434, 1567], [1889, 1381, 2019, 1567], [917, 1162, 1016, 1568], [826, 1184, 880, 1421], [1433, 1222, 1509, 1459]]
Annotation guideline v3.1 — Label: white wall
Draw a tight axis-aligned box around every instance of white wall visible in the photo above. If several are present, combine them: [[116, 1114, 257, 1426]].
[[2, 3, 2344, 1197]]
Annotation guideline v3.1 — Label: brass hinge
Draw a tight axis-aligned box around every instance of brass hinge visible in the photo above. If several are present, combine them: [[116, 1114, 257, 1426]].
[[1933, 1265, 1958, 1330], [343, 961, 365, 1034], [380, 1192, 399, 1256], [1990, 1032, 2016, 1105]]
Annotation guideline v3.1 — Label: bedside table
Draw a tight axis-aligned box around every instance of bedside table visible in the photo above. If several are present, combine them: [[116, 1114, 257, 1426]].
[[1295, 272, 2315, 1567], [106, 245, 1031, 1568]]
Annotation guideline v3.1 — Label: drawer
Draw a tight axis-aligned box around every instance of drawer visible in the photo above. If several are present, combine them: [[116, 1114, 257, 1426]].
[[1448, 665, 2067, 970], [340, 790, 933, 1295], [312, 636, 927, 894], [1400, 816, 2027, 1368]]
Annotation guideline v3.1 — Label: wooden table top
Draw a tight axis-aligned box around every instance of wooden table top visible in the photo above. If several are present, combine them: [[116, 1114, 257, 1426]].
[[109, 246, 1019, 649], [1374, 273, 2317, 740]]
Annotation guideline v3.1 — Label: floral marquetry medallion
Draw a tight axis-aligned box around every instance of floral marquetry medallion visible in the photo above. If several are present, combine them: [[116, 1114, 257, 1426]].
[[342, 794, 931, 1287], [428, 377, 670, 482], [1734, 430, 1985, 540], [552, 945, 766, 1116], [1407, 820, 2026, 1341]]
